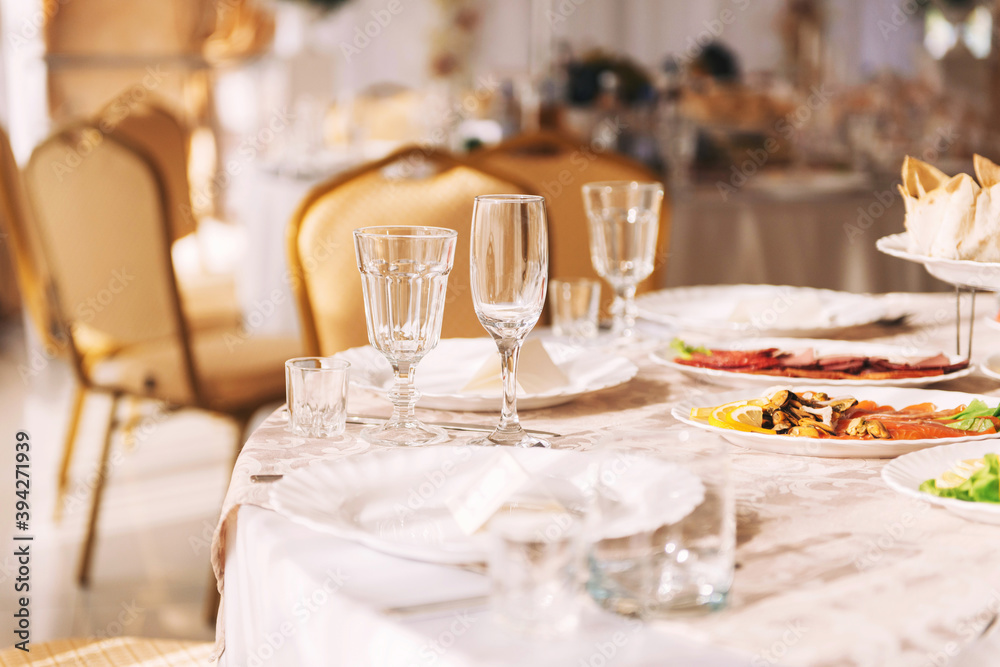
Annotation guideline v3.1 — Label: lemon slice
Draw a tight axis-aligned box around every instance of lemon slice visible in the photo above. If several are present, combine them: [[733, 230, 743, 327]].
[[730, 404, 764, 428]]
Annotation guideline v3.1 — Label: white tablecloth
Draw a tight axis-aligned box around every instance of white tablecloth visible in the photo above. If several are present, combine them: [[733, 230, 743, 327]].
[[213, 292, 1000, 667], [221, 506, 756, 666]]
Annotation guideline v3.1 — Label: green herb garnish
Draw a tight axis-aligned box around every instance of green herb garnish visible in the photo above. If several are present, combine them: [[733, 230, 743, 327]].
[[670, 338, 711, 360]]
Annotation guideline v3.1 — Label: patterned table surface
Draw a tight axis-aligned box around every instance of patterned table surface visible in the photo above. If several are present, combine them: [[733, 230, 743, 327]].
[[212, 292, 1000, 666]]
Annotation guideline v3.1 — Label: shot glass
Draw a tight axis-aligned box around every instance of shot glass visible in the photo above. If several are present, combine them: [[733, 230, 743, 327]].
[[585, 426, 734, 617], [285, 358, 350, 438], [548, 278, 601, 341], [488, 509, 582, 638]]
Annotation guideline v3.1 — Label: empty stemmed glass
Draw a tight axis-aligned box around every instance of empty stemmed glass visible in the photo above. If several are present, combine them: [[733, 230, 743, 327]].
[[353, 226, 458, 446], [582, 181, 664, 340], [470, 195, 549, 448]]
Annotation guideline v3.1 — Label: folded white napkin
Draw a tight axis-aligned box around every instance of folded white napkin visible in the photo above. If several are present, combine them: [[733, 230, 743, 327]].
[[461, 338, 569, 394], [900, 154, 1000, 262]]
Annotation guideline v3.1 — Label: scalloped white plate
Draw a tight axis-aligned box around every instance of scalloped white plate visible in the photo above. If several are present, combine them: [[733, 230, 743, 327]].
[[651, 338, 972, 388], [270, 447, 703, 563], [672, 386, 1000, 458], [882, 441, 1000, 524], [635, 285, 888, 337], [334, 338, 638, 412], [877, 232, 1000, 290]]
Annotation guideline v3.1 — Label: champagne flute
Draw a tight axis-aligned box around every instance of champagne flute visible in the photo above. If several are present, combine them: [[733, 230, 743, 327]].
[[353, 226, 457, 446], [582, 181, 664, 339], [470, 195, 549, 448]]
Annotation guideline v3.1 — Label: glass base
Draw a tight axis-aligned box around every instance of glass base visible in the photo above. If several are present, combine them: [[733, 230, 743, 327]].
[[360, 420, 449, 447], [470, 428, 550, 448]]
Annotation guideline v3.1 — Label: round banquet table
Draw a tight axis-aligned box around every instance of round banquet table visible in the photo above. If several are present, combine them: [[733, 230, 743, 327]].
[[211, 292, 1000, 667]]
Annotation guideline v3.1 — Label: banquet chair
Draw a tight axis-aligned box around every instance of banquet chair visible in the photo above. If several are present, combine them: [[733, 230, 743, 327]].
[[288, 145, 540, 355], [101, 99, 242, 332], [24, 126, 301, 586], [0, 636, 213, 666], [469, 130, 669, 317], [0, 126, 61, 349]]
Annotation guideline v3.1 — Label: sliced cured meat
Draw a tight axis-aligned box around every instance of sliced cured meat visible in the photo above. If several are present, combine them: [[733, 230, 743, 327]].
[[673, 344, 969, 380]]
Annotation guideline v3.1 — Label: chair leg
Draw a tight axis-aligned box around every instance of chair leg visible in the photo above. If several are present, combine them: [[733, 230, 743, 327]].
[[54, 385, 87, 522], [120, 397, 142, 451], [78, 392, 121, 587], [203, 411, 252, 625]]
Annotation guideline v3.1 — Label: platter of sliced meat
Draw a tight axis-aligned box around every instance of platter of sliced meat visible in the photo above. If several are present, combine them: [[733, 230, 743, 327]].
[[652, 338, 972, 388]]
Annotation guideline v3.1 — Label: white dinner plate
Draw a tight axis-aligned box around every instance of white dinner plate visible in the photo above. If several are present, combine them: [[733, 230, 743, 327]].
[[882, 441, 1000, 525], [270, 446, 704, 564], [651, 338, 972, 388], [877, 232, 1000, 290], [979, 353, 1000, 382], [335, 338, 638, 412], [671, 386, 1000, 458], [635, 285, 888, 337]]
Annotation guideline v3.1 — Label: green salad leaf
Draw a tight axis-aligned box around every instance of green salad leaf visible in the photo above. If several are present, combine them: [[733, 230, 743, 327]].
[[946, 417, 996, 433], [919, 453, 1000, 503], [939, 399, 1000, 422], [670, 338, 710, 360]]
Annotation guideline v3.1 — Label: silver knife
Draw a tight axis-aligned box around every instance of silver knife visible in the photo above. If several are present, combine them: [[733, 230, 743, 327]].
[[347, 415, 562, 438]]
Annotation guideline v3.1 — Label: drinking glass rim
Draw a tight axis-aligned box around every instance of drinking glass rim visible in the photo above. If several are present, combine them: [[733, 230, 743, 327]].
[[285, 357, 351, 372], [581, 181, 664, 192], [353, 226, 458, 239], [474, 194, 546, 204]]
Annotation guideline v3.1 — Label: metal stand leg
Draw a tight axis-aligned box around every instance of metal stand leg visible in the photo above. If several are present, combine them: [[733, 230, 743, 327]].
[[954, 287, 977, 362]]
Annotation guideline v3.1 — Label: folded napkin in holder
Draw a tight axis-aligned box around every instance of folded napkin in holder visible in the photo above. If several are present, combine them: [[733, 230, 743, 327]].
[[461, 338, 569, 394]]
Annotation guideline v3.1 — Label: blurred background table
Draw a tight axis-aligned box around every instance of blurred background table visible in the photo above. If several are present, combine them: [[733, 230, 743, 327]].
[[664, 175, 947, 294]]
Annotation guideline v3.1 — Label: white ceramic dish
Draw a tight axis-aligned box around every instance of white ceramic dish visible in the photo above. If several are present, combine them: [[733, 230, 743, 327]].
[[979, 353, 1000, 382], [335, 338, 638, 412], [651, 338, 972, 388], [882, 441, 1000, 525], [635, 285, 888, 337], [877, 232, 1000, 290], [671, 385, 1000, 458], [270, 447, 703, 564]]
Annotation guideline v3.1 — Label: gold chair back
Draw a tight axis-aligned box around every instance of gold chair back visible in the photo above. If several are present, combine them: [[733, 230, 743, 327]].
[[470, 131, 669, 316], [24, 126, 198, 399], [0, 125, 62, 347], [288, 146, 539, 355], [100, 100, 197, 241]]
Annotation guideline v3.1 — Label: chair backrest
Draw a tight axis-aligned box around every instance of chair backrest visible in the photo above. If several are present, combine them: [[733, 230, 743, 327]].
[[24, 126, 198, 398], [288, 146, 539, 355], [470, 131, 669, 316], [0, 125, 62, 348], [99, 100, 196, 241]]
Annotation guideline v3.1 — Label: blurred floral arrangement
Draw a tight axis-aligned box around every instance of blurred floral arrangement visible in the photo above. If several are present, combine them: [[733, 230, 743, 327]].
[[565, 51, 653, 106], [428, 0, 481, 80]]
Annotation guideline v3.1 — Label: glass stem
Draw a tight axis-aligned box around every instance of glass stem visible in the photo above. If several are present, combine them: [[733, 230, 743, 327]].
[[496, 337, 523, 434], [388, 361, 420, 427], [617, 284, 638, 337]]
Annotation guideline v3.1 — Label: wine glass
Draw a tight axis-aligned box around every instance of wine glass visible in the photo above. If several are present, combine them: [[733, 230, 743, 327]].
[[582, 181, 664, 339], [469, 195, 549, 448], [353, 226, 458, 446]]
